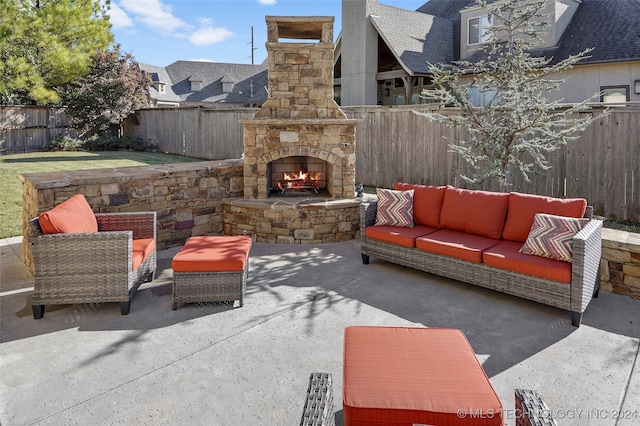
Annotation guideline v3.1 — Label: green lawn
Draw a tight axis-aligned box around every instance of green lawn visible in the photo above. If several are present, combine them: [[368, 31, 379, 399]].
[[0, 151, 203, 238]]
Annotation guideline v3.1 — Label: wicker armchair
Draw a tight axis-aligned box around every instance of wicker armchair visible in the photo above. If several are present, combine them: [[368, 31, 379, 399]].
[[29, 212, 157, 319]]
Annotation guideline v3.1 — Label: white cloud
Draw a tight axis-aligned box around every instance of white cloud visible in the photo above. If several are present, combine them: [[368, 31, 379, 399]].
[[119, 0, 190, 34], [257, 0, 277, 5], [189, 25, 234, 46], [107, 1, 134, 29]]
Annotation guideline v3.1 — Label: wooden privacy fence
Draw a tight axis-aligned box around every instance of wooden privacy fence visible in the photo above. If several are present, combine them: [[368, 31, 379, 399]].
[[124, 107, 257, 160], [0, 106, 75, 154]]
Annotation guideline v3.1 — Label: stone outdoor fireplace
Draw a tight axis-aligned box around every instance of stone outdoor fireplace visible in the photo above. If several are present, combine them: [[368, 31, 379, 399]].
[[241, 16, 358, 199]]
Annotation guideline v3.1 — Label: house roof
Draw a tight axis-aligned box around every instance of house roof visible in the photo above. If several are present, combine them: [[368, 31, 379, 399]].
[[370, 0, 640, 75], [370, 4, 453, 74], [139, 61, 268, 106], [138, 63, 181, 104]]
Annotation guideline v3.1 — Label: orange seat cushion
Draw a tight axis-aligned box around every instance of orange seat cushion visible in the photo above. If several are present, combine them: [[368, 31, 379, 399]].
[[483, 240, 572, 283], [38, 194, 98, 234], [172, 236, 252, 272], [343, 326, 503, 426], [439, 187, 509, 239], [502, 192, 587, 243], [416, 229, 501, 263], [395, 182, 446, 228], [366, 225, 437, 248], [132, 238, 156, 271]]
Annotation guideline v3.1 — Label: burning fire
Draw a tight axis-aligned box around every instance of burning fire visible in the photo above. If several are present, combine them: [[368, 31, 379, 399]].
[[277, 170, 322, 193], [283, 171, 311, 181]]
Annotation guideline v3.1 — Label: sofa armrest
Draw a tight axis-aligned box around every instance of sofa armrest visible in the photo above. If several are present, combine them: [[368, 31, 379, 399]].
[[359, 201, 378, 228], [570, 218, 603, 313], [96, 212, 157, 240], [29, 231, 133, 276]]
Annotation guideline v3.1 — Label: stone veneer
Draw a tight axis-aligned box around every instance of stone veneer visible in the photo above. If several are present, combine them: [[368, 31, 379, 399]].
[[241, 16, 359, 200], [600, 228, 640, 299]]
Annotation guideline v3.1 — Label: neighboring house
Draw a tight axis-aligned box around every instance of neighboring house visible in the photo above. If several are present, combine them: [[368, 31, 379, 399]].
[[336, 0, 640, 106], [139, 61, 268, 108]]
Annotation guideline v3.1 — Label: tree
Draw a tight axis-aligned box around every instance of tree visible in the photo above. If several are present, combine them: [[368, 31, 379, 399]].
[[418, 0, 605, 191], [64, 45, 151, 137], [0, 0, 113, 105]]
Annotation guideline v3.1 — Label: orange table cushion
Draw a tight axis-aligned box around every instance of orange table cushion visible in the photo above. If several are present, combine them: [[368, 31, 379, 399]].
[[172, 236, 252, 272], [416, 229, 501, 263], [395, 182, 447, 228], [502, 192, 587, 243], [483, 240, 572, 283], [366, 225, 437, 248], [38, 194, 98, 234], [440, 187, 510, 239], [132, 238, 156, 271], [343, 326, 503, 426]]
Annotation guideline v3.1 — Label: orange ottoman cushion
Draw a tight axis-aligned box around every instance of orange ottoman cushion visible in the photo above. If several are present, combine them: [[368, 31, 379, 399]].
[[172, 236, 252, 272], [343, 326, 503, 426]]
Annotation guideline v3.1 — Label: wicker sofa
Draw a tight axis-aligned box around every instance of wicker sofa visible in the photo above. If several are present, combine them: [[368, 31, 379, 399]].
[[28, 194, 156, 319], [360, 184, 602, 327]]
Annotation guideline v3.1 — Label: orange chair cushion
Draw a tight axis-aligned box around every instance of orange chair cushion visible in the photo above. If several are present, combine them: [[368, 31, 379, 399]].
[[38, 194, 98, 234], [395, 182, 446, 228], [132, 238, 156, 271], [502, 192, 587, 243], [483, 240, 572, 283], [365, 225, 437, 248], [343, 326, 503, 426], [416, 229, 501, 263], [172, 236, 252, 272], [439, 187, 509, 239]]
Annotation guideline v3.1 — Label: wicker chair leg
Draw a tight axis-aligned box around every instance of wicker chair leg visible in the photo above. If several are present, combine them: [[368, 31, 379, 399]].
[[144, 271, 154, 283], [119, 301, 131, 315], [571, 311, 582, 327], [32, 305, 45, 320], [361, 254, 369, 264]]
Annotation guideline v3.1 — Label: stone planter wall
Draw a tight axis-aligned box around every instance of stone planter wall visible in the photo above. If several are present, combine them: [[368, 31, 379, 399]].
[[21, 160, 244, 273], [601, 228, 640, 299]]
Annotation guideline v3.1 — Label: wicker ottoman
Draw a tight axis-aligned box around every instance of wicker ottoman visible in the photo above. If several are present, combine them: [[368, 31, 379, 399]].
[[171, 236, 252, 310], [343, 327, 503, 426]]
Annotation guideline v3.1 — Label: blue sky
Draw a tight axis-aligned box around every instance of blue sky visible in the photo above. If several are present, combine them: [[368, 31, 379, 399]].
[[108, 0, 427, 66]]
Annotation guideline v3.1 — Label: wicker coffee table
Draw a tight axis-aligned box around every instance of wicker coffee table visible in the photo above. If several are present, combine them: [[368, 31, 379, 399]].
[[171, 236, 252, 310]]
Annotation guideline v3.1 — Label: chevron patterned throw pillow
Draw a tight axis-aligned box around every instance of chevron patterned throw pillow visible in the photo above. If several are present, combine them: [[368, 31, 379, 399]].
[[375, 188, 414, 228], [519, 213, 589, 262]]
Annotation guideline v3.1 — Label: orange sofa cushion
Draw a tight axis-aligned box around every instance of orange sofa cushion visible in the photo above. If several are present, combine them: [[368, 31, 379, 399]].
[[416, 229, 501, 263], [395, 182, 446, 228], [366, 225, 437, 248], [439, 187, 509, 239], [502, 192, 587, 243], [343, 326, 503, 426], [132, 238, 156, 271], [38, 194, 98, 234], [483, 240, 572, 283], [172, 236, 252, 273]]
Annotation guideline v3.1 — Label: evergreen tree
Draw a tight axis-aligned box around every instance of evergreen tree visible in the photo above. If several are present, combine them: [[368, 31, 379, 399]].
[[418, 0, 606, 190], [0, 0, 113, 105], [64, 45, 151, 136]]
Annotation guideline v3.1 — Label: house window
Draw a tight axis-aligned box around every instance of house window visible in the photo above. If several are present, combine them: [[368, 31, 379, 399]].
[[600, 86, 629, 103], [191, 81, 201, 91], [222, 82, 233, 93], [469, 86, 499, 107], [157, 83, 166, 94], [469, 15, 492, 45]]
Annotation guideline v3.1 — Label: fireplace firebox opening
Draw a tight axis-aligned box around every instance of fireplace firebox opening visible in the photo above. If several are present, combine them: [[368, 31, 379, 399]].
[[267, 156, 331, 197]]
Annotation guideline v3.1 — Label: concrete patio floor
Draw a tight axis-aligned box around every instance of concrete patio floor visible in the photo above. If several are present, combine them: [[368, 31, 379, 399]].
[[1, 236, 639, 426]]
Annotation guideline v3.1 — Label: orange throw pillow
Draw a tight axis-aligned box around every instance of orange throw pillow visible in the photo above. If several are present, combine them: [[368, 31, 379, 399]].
[[395, 183, 446, 228], [38, 194, 98, 234]]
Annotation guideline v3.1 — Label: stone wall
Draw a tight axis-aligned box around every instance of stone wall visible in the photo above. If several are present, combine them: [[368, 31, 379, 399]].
[[222, 198, 364, 244], [601, 228, 640, 299], [21, 161, 244, 272]]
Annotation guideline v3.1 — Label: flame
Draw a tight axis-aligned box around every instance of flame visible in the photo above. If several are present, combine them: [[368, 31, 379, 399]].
[[284, 171, 311, 181]]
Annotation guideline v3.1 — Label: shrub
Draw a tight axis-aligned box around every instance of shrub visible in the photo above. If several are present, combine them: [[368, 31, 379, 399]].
[[48, 136, 84, 151]]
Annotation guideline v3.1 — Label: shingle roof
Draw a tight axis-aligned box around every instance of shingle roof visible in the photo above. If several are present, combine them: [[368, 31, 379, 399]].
[[138, 63, 181, 104], [371, 4, 453, 73], [547, 0, 640, 64]]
